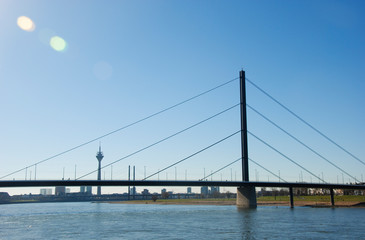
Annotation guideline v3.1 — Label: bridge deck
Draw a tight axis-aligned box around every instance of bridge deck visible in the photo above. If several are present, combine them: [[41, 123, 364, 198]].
[[0, 180, 365, 190]]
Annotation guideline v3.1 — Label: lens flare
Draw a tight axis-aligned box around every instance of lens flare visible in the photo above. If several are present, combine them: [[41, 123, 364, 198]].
[[50, 36, 67, 52], [38, 28, 56, 46], [93, 61, 113, 81], [17, 16, 36, 32]]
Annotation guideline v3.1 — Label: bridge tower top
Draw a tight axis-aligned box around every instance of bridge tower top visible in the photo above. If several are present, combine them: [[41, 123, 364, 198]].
[[240, 70, 249, 182]]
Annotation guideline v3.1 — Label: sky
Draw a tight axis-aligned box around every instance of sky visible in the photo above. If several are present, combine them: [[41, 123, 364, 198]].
[[0, 0, 364, 195]]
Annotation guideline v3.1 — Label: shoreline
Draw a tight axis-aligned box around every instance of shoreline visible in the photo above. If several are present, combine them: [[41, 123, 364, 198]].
[[108, 199, 365, 208], [1, 198, 364, 208]]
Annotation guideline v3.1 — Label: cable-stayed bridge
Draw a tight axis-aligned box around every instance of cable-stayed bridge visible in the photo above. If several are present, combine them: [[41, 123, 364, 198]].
[[1, 70, 364, 208]]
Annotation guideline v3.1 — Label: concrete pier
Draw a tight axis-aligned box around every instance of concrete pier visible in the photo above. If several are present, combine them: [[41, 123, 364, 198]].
[[289, 187, 294, 208], [330, 188, 335, 207], [236, 186, 257, 208]]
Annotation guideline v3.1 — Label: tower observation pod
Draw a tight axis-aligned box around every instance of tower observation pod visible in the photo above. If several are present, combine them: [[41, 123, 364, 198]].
[[96, 145, 104, 196]]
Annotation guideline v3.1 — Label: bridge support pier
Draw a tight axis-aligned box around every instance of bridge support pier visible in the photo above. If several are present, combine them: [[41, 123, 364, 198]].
[[289, 187, 294, 208], [330, 188, 335, 207], [236, 186, 257, 208]]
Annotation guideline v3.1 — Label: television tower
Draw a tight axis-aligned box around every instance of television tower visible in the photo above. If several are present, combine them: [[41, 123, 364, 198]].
[[96, 144, 104, 196]]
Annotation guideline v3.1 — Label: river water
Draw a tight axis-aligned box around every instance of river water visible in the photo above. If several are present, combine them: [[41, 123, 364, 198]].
[[0, 202, 364, 239]]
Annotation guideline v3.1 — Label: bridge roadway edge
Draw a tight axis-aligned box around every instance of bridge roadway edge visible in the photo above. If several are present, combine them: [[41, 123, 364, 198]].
[[1, 180, 364, 189]]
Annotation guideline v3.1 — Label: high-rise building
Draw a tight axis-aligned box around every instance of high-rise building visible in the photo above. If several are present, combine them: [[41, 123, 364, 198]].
[[201, 186, 209, 196], [210, 186, 220, 194], [55, 186, 66, 196], [131, 187, 136, 195], [86, 186, 92, 195], [40, 188, 52, 195], [96, 145, 104, 196]]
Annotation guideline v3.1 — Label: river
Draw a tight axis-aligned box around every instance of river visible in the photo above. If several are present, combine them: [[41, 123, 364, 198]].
[[1, 202, 364, 239]]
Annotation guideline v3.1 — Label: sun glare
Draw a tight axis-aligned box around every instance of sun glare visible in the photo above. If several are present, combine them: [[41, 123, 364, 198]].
[[17, 16, 35, 32], [50, 36, 67, 52]]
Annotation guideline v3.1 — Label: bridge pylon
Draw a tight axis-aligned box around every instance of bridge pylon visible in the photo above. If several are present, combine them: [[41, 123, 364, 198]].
[[236, 70, 257, 208]]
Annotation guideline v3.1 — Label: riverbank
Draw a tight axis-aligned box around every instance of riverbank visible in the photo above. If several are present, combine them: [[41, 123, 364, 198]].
[[109, 197, 365, 207], [2, 195, 364, 207], [110, 199, 236, 206]]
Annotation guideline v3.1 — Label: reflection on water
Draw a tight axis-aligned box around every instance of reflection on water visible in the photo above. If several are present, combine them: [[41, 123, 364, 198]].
[[237, 208, 256, 239], [0, 202, 364, 239]]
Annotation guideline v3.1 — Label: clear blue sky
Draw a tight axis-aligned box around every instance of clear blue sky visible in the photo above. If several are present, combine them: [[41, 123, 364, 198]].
[[0, 0, 364, 195]]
